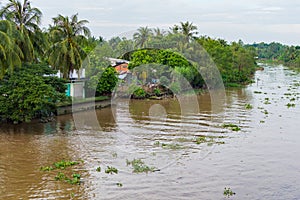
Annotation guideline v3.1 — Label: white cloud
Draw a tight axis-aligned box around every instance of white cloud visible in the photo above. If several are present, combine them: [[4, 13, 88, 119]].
[[261, 6, 283, 11]]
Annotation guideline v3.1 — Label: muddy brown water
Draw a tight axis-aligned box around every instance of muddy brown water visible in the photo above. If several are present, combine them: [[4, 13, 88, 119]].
[[1, 65, 300, 199]]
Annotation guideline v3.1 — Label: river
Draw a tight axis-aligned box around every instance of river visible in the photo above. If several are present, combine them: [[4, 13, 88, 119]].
[[0, 65, 300, 200]]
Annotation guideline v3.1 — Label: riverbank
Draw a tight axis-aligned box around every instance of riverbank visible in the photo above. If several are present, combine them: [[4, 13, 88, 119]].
[[56, 96, 111, 116], [258, 59, 300, 72]]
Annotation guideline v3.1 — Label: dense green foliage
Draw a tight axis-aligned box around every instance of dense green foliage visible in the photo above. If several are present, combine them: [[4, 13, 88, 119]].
[[246, 42, 300, 69], [87, 66, 118, 96], [85, 44, 118, 96], [128, 49, 191, 69], [127, 49, 202, 90], [197, 38, 257, 85], [0, 64, 66, 123], [126, 40, 257, 89]]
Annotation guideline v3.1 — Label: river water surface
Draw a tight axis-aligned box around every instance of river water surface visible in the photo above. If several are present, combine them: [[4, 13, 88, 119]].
[[1, 65, 300, 199]]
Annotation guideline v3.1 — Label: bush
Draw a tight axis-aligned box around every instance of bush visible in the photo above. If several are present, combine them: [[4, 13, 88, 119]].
[[153, 88, 161, 96], [87, 66, 118, 96], [133, 87, 147, 99], [0, 64, 67, 123]]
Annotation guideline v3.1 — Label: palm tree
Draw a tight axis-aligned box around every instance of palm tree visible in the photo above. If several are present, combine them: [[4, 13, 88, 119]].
[[169, 24, 180, 34], [179, 21, 198, 42], [0, 20, 23, 78], [48, 14, 91, 79], [153, 27, 165, 37], [133, 26, 153, 48], [117, 37, 135, 56], [0, 0, 44, 62]]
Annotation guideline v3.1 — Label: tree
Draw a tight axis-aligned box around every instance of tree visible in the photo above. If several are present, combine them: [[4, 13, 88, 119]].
[[85, 44, 118, 96], [179, 21, 198, 42], [0, 0, 45, 62], [169, 21, 198, 42], [153, 27, 165, 38], [88, 67, 118, 96], [133, 26, 153, 48], [0, 20, 23, 78], [127, 49, 199, 89], [0, 63, 67, 123], [116, 37, 135, 56], [169, 24, 180, 34], [48, 14, 91, 79], [108, 36, 122, 50]]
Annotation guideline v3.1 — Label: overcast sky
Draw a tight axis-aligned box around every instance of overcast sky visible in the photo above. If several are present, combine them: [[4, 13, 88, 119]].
[[1, 0, 300, 45]]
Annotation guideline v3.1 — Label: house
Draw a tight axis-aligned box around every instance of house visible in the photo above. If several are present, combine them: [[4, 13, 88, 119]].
[[55, 68, 86, 99], [107, 57, 129, 66], [65, 80, 85, 99], [114, 63, 129, 74]]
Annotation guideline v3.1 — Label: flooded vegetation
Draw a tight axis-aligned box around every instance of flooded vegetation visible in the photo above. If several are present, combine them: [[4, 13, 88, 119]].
[[1, 65, 300, 199]]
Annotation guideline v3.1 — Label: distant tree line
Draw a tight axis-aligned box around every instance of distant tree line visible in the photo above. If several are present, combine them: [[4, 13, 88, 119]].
[[246, 42, 300, 69]]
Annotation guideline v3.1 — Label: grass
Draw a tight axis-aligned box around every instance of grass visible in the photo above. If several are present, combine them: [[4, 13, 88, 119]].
[[225, 83, 243, 88]]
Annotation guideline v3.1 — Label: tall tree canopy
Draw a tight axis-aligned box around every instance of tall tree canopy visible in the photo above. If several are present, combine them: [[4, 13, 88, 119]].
[[0, 20, 23, 77], [0, 0, 45, 62], [48, 13, 91, 79], [133, 26, 153, 48]]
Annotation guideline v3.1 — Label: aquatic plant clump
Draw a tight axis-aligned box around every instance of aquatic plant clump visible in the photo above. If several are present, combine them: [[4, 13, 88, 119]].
[[40, 159, 83, 185], [222, 123, 241, 131], [40, 160, 80, 171], [245, 104, 253, 109], [55, 172, 81, 185], [126, 158, 156, 173], [105, 166, 118, 174], [223, 187, 236, 198]]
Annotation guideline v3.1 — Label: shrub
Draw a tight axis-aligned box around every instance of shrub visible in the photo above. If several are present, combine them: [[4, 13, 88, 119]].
[[133, 87, 147, 99]]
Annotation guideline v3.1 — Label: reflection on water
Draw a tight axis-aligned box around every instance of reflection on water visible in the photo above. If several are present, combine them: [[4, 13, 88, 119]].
[[1, 65, 300, 199]]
